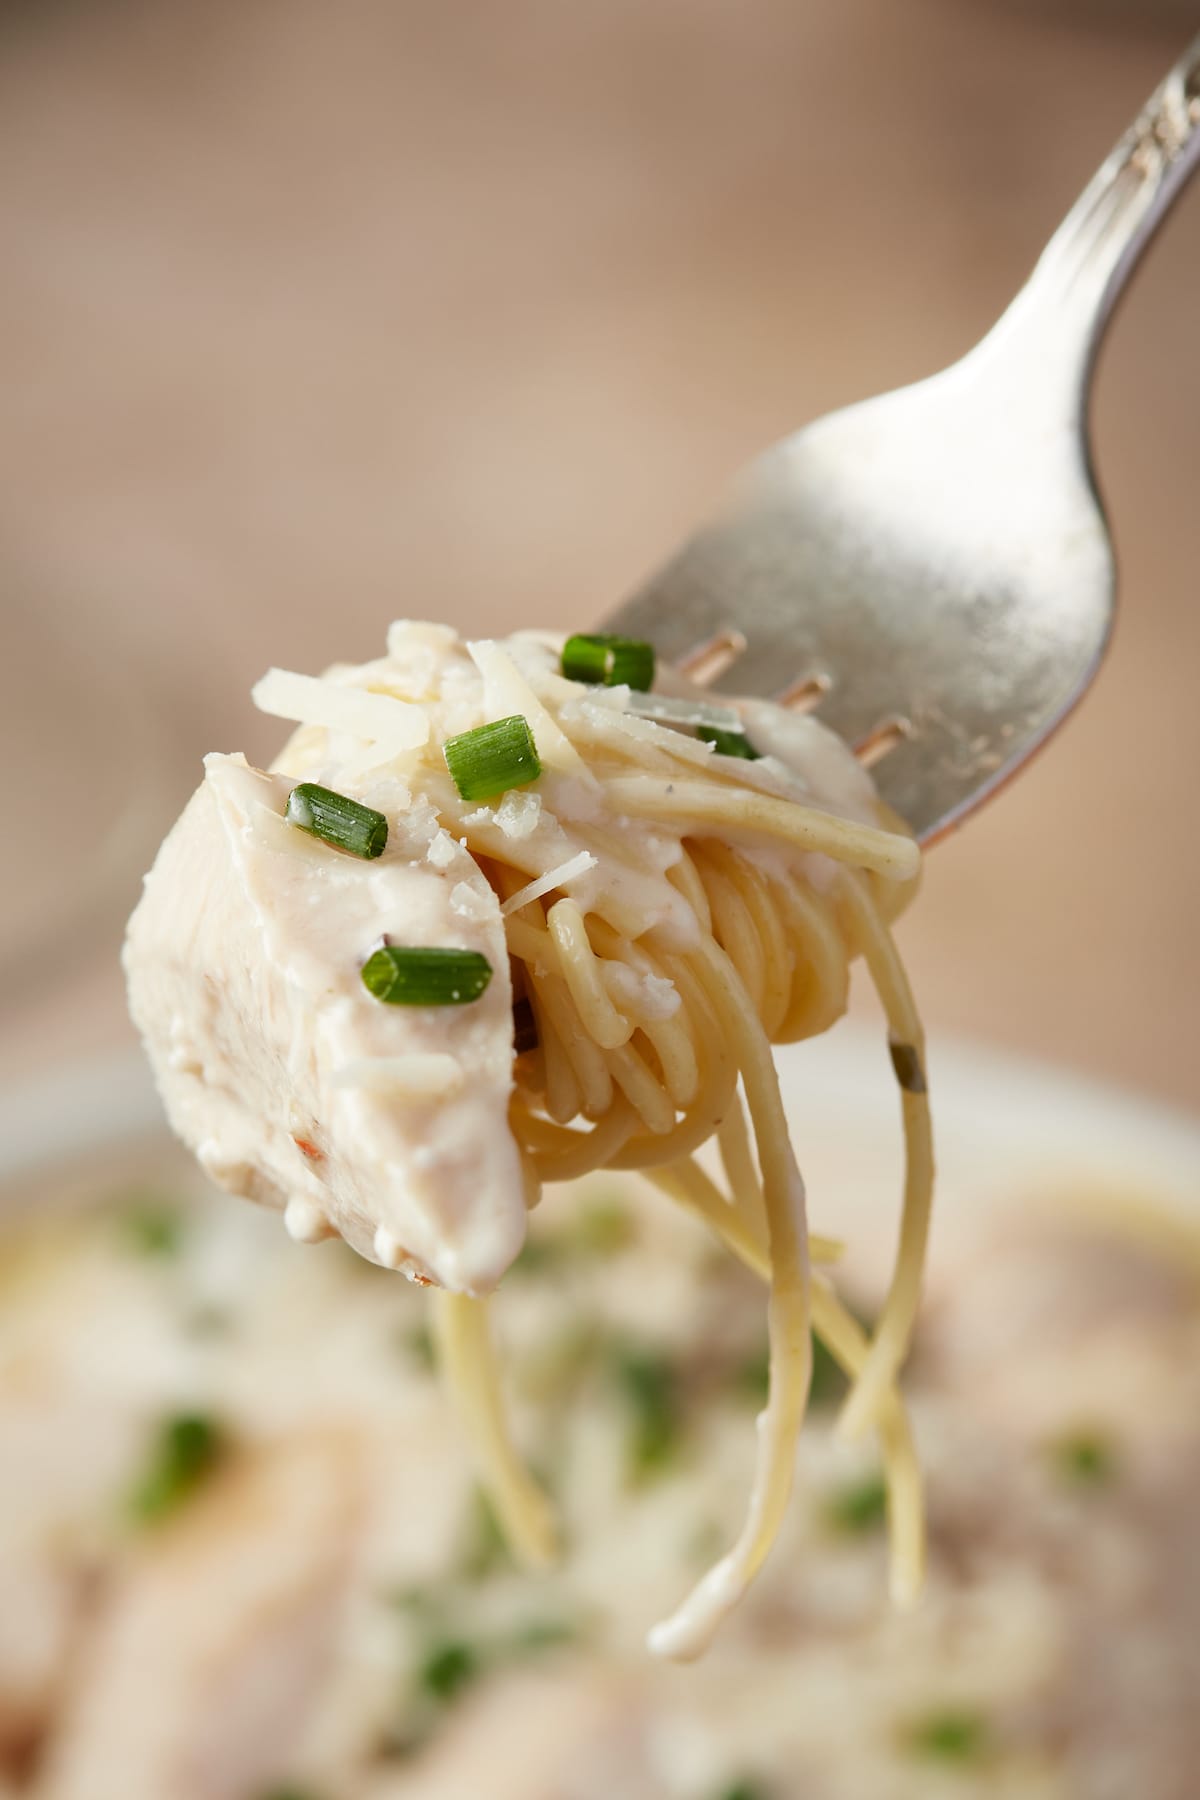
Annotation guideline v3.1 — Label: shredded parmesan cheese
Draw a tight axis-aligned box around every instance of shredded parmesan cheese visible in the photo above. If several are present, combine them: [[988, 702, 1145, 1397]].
[[386, 619, 458, 658], [623, 691, 742, 729], [426, 831, 458, 870], [449, 882, 492, 922], [605, 964, 682, 1019], [495, 790, 542, 839], [499, 851, 598, 916], [252, 668, 429, 753]]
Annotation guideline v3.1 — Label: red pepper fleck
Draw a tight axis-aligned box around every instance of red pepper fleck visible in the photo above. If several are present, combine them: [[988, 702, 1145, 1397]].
[[293, 1136, 323, 1161]]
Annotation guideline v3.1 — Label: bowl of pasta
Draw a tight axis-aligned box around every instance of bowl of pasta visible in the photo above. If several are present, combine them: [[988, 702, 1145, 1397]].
[[2, 1023, 1199, 1800]]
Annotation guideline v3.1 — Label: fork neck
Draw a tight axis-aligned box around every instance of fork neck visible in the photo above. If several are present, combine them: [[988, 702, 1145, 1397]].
[[979, 33, 1199, 407]]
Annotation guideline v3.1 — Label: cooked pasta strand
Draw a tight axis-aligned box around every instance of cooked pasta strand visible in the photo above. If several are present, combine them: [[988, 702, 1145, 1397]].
[[647, 935, 811, 1660], [432, 1291, 557, 1568], [836, 872, 934, 1444], [547, 897, 634, 1050]]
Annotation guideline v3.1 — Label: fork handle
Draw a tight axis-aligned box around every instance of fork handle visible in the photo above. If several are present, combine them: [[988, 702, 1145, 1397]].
[[1001, 32, 1200, 379]]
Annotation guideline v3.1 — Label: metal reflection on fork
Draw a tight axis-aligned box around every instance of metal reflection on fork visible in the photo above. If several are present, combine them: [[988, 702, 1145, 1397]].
[[602, 35, 1200, 846]]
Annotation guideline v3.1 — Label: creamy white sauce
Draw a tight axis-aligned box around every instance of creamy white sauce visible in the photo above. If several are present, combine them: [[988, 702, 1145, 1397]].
[[11, 1159, 1198, 1798]]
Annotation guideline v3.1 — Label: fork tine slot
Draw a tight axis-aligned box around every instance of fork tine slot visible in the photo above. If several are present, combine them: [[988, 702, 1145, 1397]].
[[676, 628, 747, 686], [854, 716, 913, 768], [774, 672, 832, 712]]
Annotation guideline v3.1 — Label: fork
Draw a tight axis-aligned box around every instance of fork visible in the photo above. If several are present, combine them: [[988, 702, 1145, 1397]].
[[604, 35, 1200, 846]]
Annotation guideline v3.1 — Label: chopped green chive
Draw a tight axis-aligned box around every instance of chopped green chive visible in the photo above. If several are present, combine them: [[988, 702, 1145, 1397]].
[[1050, 1429, 1117, 1487], [906, 1709, 990, 1763], [458, 1486, 514, 1582], [286, 783, 388, 859], [696, 724, 761, 760], [561, 633, 655, 691], [130, 1412, 225, 1523], [611, 1345, 682, 1479], [397, 1322, 436, 1370], [716, 1784, 771, 1800], [888, 1039, 927, 1094], [120, 1199, 184, 1258], [418, 1639, 480, 1704], [361, 946, 492, 1006], [825, 1472, 887, 1533], [443, 714, 541, 802]]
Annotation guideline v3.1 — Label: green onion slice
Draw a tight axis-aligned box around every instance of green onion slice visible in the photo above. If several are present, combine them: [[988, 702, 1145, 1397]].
[[130, 1412, 225, 1523], [696, 724, 761, 760], [286, 783, 388, 859], [1050, 1429, 1117, 1486], [419, 1638, 481, 1704], [121, 1199, 184, 1257], [362, 945, 493, 1006], [561, 633, 655, 691], [611, 1344, 682, 1478], [825, 1472, 887, 1533], [906, 1710, 989, 1763], [443, 714, 542, 802]]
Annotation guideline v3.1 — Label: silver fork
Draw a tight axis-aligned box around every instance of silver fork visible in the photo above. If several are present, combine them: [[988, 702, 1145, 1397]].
[[604, 35, 1200, 846]]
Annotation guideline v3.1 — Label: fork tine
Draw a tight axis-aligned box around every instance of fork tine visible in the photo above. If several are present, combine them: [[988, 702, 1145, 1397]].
[[675, 627, 747, 686], [772, 672, 831, 711]]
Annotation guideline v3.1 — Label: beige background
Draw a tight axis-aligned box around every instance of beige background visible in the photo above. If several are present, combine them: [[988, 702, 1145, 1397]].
[[2, 0, 1198, 1109]]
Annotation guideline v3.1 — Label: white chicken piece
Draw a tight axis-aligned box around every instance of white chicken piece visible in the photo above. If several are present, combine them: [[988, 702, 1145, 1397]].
[[0, 1388, 146, 1769], [358, 1667, 638, 1800], [0, 1554, 77, 1773], [124, 720, 525, 1293], [34, 1431, 362, 1800]]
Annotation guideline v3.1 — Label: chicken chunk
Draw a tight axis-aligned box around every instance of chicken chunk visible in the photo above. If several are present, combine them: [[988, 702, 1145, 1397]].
[[124, 748, 524, 1293], [35, 1431, 362, 1800]]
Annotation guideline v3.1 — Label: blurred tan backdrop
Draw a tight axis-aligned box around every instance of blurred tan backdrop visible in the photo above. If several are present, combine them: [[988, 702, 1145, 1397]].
[[2, 0, 1198, 1108]]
